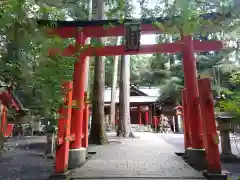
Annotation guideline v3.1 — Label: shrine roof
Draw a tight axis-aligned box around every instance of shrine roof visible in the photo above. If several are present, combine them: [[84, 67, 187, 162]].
[[104, 86, 161, 103], [0, 85, 25, 112], [37, 12, 231, 28], [137, 87, 161, 97], [107, 96, 159, 104]]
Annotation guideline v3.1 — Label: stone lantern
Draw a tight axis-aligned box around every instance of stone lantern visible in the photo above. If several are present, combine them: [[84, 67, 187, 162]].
[[216, 112, 240, 162]]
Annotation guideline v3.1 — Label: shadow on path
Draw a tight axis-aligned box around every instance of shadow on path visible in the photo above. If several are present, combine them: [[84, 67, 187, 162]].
[[0, 136, 53, 180]]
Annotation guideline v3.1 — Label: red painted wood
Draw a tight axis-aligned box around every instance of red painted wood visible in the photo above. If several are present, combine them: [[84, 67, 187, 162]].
[[145, 111, 149, 125], [138, 107, 142, 125], [55, 81, 73, 173], [153, 116, 157, 131], [0, 88, 22, 112], [0, 105, 7, 135], [48, 24, 160, 38], [182, 88, 192, 149], [4, 124, 13, 137], [198, 78, 222, 173], [181, 35, 204, 149], [49, 40, 222, 57], [70, 32, 87, 149]]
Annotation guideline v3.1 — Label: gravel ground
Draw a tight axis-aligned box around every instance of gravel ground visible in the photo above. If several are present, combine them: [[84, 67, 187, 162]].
[[0, 136, 53, 180]]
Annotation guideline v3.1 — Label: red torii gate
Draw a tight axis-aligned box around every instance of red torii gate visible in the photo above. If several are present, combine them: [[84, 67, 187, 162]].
[[42, 14, 225, 178]]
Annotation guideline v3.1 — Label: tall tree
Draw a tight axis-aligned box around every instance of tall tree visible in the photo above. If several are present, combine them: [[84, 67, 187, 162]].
[[85, 0, 92, 93], [89, 0, 108, 144], [110, 37, 121, 131], [117, 0, 134, 137], [117, 55, 133, 137]]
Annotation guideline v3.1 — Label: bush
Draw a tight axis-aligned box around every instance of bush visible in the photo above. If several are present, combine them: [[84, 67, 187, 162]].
[[219, 71, 240, 122]]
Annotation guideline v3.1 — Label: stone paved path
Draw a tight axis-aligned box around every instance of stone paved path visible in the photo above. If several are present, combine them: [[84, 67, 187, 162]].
[[71, 132, 206, 180]]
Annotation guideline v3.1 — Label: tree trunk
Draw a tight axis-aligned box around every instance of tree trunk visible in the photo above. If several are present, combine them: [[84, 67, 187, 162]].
[[84, 0, 92, 93], [117, 55, 134, 137], [110, 37, 121, 131], [116, 0, 134, 137], [168, 35, 175, 66], [89, 0, 108, 145], [168, 34, 179, 132]]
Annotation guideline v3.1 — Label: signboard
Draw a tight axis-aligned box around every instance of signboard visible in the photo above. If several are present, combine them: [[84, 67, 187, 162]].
[[124, 22, 141, 51]]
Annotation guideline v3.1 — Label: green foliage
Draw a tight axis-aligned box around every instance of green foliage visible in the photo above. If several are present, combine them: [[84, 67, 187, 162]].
[[0, 0, 238, 127], [220, 91, 240, 121], [31, 55, 75, 118], [219, 71, 240, 121], [158, 77, 184, 103], [231, 71, 240, 84], [0, 0, 70, 123]]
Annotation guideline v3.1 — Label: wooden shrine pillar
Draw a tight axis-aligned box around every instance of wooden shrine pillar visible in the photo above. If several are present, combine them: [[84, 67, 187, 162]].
[[198, 78, 222, 175], [145, 110, 149, 125], [181, 35, 204, 149], [182, 88, 192, 149], [138, 107, 142, 125], [69, 32, 87, 169], [55, 81, 73, 174]]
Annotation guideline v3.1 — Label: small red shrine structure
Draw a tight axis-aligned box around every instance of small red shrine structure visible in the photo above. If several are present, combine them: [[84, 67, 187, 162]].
[[0, 85, 25, 137], [38, 12, 228, 177]]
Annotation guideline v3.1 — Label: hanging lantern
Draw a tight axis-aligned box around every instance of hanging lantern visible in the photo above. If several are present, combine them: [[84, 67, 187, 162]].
[[124, 22, 141, 51], [175, 105, 183, 115]]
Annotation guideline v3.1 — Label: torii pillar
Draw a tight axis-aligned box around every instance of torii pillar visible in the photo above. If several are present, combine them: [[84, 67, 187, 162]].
[[181, 35, 205, 168], [68, 31, 88, 169]]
